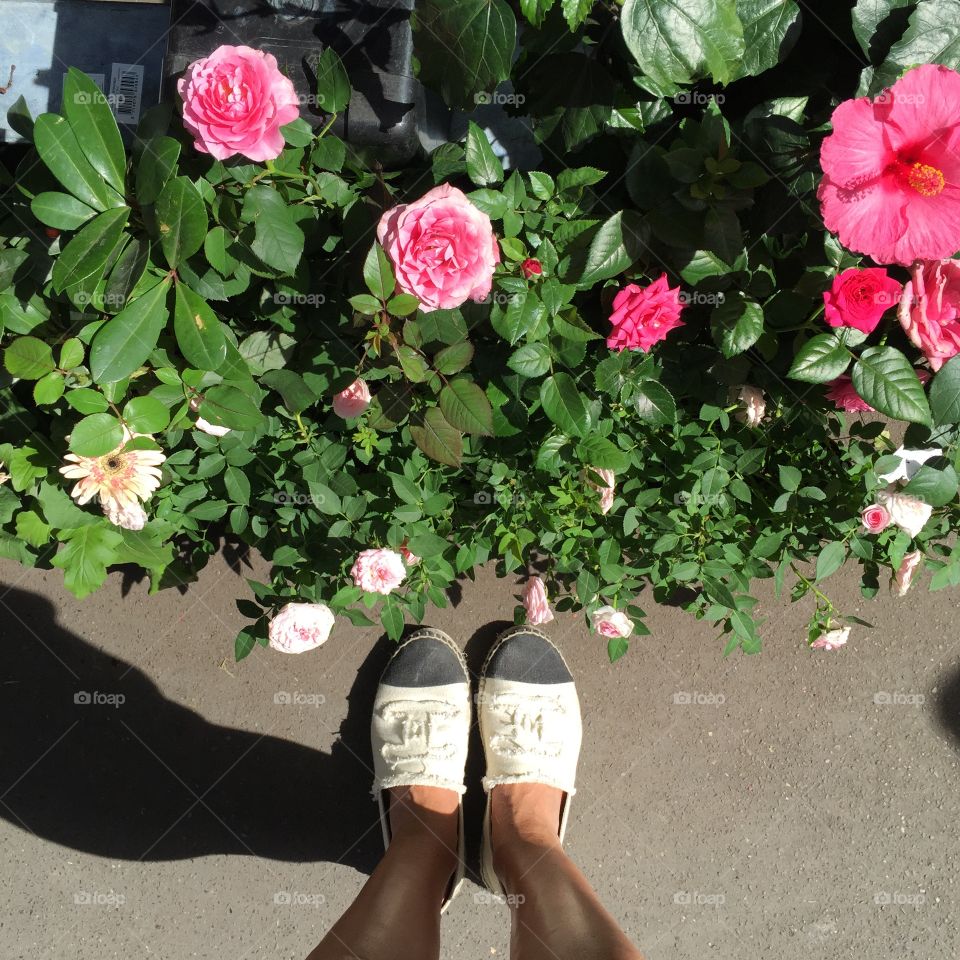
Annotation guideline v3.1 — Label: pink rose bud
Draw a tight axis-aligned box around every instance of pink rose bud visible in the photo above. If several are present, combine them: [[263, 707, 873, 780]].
[[177, 44, 300, 162], [350, 548, 407, 595], [522, 576, 554, 626], [823, 267, 903, 334], [810, 626, 849, 651], [520, 258, 543, 279], [268, 602, 335, 654], [607, 274, 685, 352], [399, 543, 421, 566], [377, 184, 500, 312], [893, 550, 923, 597], [583, 466, 616, 515], [861, 503, 891, 534], [590, 605, 634, 639], [332, 378, 371, 419]]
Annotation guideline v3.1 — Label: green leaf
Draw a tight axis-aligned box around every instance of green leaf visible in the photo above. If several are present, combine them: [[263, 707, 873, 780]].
[[261, 369, 317, 413], [60, 339, 84, 370], [174, 283, 228, 370], [201, 385, 265, 431], [407, 532, 450, 558], [7, 95, 34, 140], [873, 0, 960, 90], [51, 206, 130, 295], [69, 413, 124, 457], [363, 242, 396, 300], [235, 629, 257, 661], [903, 464, 959, 507], [929, 355, 960, 425], [224, 465, 251, 505], [16, 510, 52, 548], [155, 176, 208, 268], [440, 378, 494, 435], [241, 185, 304, 274], [414, 0, 517, 109], [103, 236, 150, 314], [712, 296, 764, 358], [51, 524, 123, 599], [852, 0, 913, 59], [562, 0, 594, 30], [122, 396, 170, 434], [33, 113, 121, 211], [350, 293, 383, 314], [465, 121, 504, 186], [62, 67, 126, 195], [852, 346, 931, 425], [315, 47, 351, 114], [577, 435, 631, 472], [815, 541, 846, 582], [576, 210, 648, 286], [30, 192, 96, 230], [540, 373, 590, 437], [434, 340, 475, 375], [607, 635, 630, 662], [633, 380, 677, 425], [65, 388, 109, 415], [410, 407, 464, 467], [280, 117, 315, 147], [4, 336, 55, 380], [388, 293, 420, 317], [492, 290, 547, 345], [204, 226, 240, 277], [788, 333, 851, 383], [381, 602, 405, 641], [135, 136, 181, 206], [733, 0, 801, 79], [89, 278, 171, 383], [779, 464, 801, 491], [507, 342, 552, 378], [621, 0, 746, 89], [34, 371, 65, 405]]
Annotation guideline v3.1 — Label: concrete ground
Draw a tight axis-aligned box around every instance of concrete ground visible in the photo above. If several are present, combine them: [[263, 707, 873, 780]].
[[0, 552, 957, 960]]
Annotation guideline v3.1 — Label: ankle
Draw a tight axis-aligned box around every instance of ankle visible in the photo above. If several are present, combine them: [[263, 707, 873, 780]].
[[490, 783, 564, 887], [388, 785, 459, 862]]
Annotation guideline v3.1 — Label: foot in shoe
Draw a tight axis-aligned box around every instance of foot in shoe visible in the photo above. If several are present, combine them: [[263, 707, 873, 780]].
[[490, 781, 564, 885], [388, 784, 459, 861]]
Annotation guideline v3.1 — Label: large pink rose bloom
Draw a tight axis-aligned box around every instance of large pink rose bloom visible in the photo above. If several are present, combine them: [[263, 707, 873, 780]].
[[377, 184, 500, 312], [332, 378, 371, 418], [268, 602, 335, 654], [898, 259, 960, 370], [818, 64, 960, 265], [607, 275, 685, 351], [351, 548, 406, 595], [178, 45, 300, 162]]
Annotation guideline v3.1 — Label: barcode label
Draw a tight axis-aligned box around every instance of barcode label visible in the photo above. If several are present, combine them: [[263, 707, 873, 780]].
[[108, 63, 144, 125]]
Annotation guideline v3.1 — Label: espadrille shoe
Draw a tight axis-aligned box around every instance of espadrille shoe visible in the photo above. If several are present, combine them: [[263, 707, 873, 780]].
[[477, 626, 582, 895], [371, 628, 470, 911]]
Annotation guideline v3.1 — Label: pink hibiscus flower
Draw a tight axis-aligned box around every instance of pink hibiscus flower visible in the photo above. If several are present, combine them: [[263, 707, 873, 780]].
[[818, 65, 960, 265]]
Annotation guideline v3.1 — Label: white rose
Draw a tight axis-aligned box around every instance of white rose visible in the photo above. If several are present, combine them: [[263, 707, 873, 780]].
[[880, 491, 933, 539], [268, 602, 335, 654]]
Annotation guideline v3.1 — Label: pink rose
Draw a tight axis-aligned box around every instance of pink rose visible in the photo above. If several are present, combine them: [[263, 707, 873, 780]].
[[824, 375, 873, 412], [591, 605, 633, 638], [583, 466, 616, 515], [823, 268, 902, 334], [811, 626, 849, 651], [177, 45, 300, 162], [522, 577, 554, 626], [607, 275, 685, 352], [399, 543, 421, 566], [861, 504, 891, 534], [332, 378, 371, 419], [350, 548, 406, 595], [898, 259, 960, 370], [268, 602, 335, 654], [893, 550, 923, 597], [377, 184, 499, 312]]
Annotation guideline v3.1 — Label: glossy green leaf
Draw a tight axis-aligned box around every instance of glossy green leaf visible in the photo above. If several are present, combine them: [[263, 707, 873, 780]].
[[788, 333, 851, 383], [410, 407, 463, 466], [315, 47, 351, 114], [363, 242, 396, 300], [540, 373, 590, 437], [465, 121, 504, 186], [136, 136, 181, 206], [440, 378, 494, 435], [69, 412, 124, 457], [30, 192, 96, 230], [155, 176, 207, 268], [4, 336, 55, 380], [174, 283, 228, 371], [62, 67, 126, 195], [852, 346, 931, 425], [122, 396, 170, 434], [51, 206, 130, 294]]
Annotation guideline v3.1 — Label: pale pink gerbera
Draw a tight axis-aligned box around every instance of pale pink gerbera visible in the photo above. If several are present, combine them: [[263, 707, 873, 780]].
[[818, 64, 960, 265], [60, 438, 165, 512]]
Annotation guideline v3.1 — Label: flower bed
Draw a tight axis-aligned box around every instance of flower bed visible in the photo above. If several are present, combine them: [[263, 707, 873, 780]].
[[2, 2, 960, 661]]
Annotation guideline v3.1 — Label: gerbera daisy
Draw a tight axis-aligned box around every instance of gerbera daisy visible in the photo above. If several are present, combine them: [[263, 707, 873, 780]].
[[818, 64, 960, 265], [60, 437, 165, 511]]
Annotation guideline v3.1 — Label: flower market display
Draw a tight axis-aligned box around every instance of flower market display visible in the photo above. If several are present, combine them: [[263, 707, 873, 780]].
[[3, 2, 960, 663]]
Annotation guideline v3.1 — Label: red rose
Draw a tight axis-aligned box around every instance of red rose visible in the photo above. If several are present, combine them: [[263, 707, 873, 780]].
[[823, 267, 902, 334], [520, 258, 542, 279]]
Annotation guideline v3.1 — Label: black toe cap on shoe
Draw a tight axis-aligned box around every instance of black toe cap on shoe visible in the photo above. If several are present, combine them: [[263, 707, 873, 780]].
[[484, 630, 573, 684], [381, 632, 466, 687]]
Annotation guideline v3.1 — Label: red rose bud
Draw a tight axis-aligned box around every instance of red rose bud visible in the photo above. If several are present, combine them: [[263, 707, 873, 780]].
[[44, 227, 60, 239], [521, 258, 542, 279]]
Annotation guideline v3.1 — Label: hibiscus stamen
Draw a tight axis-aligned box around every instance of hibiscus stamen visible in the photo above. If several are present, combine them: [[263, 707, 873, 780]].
[[906, 161, 945, 197]]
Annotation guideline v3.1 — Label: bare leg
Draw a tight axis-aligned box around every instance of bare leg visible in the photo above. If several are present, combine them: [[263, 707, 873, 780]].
[[306, 785, 458, 960], [491, 783, 643, 960]]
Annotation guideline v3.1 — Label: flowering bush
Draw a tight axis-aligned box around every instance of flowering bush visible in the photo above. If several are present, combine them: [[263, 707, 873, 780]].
[[4, 3, 960, 663]]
